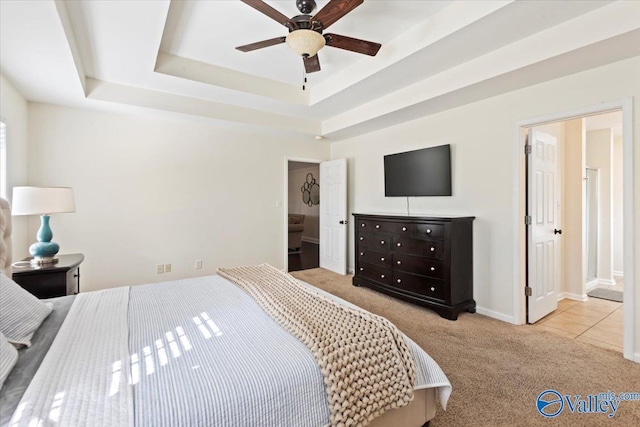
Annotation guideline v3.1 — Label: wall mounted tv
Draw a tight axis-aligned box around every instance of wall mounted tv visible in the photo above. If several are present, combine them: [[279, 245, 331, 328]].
[[384, 144, 452, 197]]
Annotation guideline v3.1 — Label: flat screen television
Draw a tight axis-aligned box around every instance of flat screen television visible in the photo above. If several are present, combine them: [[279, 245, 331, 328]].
[[384, 144, 452, 196]]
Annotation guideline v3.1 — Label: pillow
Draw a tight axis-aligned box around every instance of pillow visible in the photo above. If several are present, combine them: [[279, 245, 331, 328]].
[[0, 332, 18, 389], [0, 271, 52, 347]]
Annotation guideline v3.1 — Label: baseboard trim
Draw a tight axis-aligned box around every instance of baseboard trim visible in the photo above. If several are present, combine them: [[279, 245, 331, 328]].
[[301, 236, 319, 245], [558, 292, 588, 302], [475, 306, 515, 324], [586, 280, 599, 291], [598, 278, 617, 286], [613, 270, 624, 278]]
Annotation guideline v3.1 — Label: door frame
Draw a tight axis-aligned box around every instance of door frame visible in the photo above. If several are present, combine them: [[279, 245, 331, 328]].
[[512, 98, 636, 362], [284, 157, 323, 272]]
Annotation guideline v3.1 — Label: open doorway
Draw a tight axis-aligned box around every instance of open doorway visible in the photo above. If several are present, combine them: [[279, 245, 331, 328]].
[[287, 160, 321, 272], [521, 108, 627, 354]]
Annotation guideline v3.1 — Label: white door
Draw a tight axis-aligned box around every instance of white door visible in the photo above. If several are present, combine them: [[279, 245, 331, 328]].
[[527, 129, 561, 323], [320, 159, 347, 275]]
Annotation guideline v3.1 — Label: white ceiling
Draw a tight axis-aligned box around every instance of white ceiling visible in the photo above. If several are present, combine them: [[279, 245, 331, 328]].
[[1, 0, 639, 141]]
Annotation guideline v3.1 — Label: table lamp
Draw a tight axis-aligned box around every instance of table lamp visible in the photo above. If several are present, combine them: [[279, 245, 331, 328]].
[[11, 186, 75, 265]]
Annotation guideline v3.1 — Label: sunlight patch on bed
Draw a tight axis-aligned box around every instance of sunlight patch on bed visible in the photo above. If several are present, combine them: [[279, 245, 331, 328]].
[[165, 331, 182, 358], [155, 339, 169, 366], [48, 391, 65, 422], [109, 361, 122, 396], [193, 312, 223, 339], [130, 353, 140, 385], [175, 326, 193, 351], [143, 346, 155, 376], [200, 312, 223, 337]]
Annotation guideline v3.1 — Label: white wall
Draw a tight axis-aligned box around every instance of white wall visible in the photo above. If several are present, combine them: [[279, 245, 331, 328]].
[[0, 74, 29, 259], [26, 103, 329, 291], [613, 135, 623, 276], [562, 118, 586, 299], [586, 129, 614, 284], [288, 164, 320, 242], [330, 56, 640, 327]]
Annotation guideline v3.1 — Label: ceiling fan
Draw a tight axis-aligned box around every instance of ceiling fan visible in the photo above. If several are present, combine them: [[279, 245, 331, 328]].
[[236, 0, 382, 74]]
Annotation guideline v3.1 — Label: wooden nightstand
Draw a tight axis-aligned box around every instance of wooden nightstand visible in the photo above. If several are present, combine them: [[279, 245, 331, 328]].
[[11, 253, 84, 299]]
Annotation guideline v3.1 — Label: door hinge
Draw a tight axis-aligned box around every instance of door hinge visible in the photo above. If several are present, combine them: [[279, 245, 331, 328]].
[[524, 144, 532, 155], [525, 286, 533, 297], [525, 215, 532, 225]]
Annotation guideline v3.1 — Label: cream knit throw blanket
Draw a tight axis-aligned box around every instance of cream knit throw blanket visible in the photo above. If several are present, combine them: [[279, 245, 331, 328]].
[[217, 264, 416, 427]]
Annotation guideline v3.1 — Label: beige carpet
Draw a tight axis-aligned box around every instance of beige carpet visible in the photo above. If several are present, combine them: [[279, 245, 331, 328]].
[[291, 268, 640, 426]]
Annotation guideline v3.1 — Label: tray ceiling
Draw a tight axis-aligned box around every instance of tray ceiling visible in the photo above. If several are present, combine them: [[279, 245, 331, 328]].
[[1, 0, 639, 141]]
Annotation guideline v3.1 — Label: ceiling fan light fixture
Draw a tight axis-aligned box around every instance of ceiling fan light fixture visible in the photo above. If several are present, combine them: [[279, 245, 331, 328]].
[[286, 29, 326, 57]]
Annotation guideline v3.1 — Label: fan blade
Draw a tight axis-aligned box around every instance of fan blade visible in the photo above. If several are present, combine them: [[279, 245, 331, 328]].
[[325, 33, 381, 56], [236, 36, 286, 52], [240, 0, 293, 28], [312, 0, 363, 30], [303, 55, 321, 73]]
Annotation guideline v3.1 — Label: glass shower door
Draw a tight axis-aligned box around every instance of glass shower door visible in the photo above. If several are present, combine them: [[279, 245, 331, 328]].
[[585, 168, 599, 283]]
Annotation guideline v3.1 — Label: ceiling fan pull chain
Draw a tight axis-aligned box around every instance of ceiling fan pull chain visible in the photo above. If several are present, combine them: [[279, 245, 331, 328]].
[[302, 63, 307, 91]]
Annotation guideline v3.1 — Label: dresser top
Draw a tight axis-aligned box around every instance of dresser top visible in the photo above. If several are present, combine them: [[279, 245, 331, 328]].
[[353, 213, 475, 222]]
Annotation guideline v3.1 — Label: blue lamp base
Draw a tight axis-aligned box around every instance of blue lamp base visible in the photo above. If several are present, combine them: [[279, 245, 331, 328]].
[[29, 215, 61, 265]]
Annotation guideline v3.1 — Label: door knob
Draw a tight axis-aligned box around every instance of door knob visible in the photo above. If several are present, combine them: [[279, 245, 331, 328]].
[[554, 229, 562, 235]]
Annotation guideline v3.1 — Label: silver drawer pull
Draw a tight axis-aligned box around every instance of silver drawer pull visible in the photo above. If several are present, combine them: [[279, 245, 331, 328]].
[[402, 227, 407, 232], [397, 279, 402, 284], [430, 247, 435, 251], [380, 274, 385, 279], [361, 223, 366, 227], [430, 267, 435, 271], [360, 252, 364, 256], [397, 242, 402, 247], [427, 228, 432, 234], [397, 261, 402, 265], [360, 237, 364, 241], [380, 240, 385, 244], [359, 267, 364, 271], [375, 224, 380, 229], [430, 287, 435, 292], [380, 257, 385, 261]]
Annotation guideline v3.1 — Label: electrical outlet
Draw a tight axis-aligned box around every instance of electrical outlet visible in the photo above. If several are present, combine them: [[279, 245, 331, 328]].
[[195, 259, 202, 270], [164, 264, 171, 273], [156, 264, 164, 274]]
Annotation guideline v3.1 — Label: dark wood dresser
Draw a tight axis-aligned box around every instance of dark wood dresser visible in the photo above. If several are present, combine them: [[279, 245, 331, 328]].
[[353, 213, 475, 320]]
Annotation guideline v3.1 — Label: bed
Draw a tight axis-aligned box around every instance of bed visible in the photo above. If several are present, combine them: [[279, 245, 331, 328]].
[[0, 197, 450, 427]]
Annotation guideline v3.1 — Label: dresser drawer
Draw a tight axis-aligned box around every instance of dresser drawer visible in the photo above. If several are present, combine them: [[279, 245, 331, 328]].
[[358, 249, 392, 268], [393, 254, 444, 279], [358, 233, 391, 251], [392, 236, 444, 259], [391, 271, 445, 301], [358, 220, 415, 235], [357, 263, 392, 286], [416, 223, 445, 239]]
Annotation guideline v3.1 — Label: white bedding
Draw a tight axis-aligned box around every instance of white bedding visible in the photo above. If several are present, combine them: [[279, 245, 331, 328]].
[[9, 275, 451, 427]]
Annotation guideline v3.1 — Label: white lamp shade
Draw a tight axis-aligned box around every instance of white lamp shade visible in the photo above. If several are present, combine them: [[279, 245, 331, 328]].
[[286, 29, 326, 57], [12, 187, 75, 216]]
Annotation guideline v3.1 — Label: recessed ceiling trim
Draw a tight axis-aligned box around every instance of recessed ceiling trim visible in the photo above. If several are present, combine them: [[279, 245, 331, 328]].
[[322, 1, 640, 136], [53, 0, 87, 96], [155, 52, 309, 105], [86, 78, 320, 135], [310, 0, 513, 105]]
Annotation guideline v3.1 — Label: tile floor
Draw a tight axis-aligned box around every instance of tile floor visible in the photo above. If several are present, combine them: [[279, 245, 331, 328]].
[[533, 278, 624, 353]]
